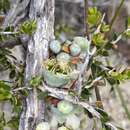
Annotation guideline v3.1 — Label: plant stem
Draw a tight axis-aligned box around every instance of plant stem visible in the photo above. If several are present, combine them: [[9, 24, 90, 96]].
[[84, 0, 89, 39], [115, 85, 130, 121], [94, 84, 104, 109], [109, 0, 125, 30]]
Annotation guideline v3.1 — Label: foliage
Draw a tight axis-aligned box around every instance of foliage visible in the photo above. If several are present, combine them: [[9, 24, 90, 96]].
[[0, 1, 130, 130], [0, 0, 10, 13], [30, 76, 42, 87], [0, 81, 12, 100], [88, 7, 102, 28], [0, 21, 34, 129], [20, 20, 37, 35]]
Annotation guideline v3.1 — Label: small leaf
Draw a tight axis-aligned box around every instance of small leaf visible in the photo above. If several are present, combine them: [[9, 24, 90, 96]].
[[81, 88, 91, 100], [92, 33, 107, 46], [127, 17, 130, 28], [9, 69, 16, 79], [20, 20, 37, 35], [101, 23, 110, 32], [30, 76, 42, 87], [38, 91, 48, 99], [88, 7, 102, 27], [96, 108, 111, 123], [0, 81, 12, 101]]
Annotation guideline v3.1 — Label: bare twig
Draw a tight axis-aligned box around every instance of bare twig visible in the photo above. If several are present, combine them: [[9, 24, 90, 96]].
[[109, 0, 125, 31], [77, 46, 96, 95], [84, 0, 89, 39], [115, 85, 130, 121], [94, 85, 104, 109], [105, 122, 118, 130], [2, 0, 30, 28], [0, 31, 18, 35], [111, 29, 130, 44], [12, 87, 32, 92], [85, 76, 103, 89], [94, 13, 106, 34]]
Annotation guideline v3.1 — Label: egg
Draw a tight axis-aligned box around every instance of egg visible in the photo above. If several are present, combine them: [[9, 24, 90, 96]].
[[50, 116, 58, 128], [36, 122, 50, 130], [58, 126, 69, 130], [56, 52, 71, 63], [57, 100, 73, 114], [70, 43, 81, 56], [50, 40, 61, 54], [73, 37, 89, 52], [66, 114, 80, 130]]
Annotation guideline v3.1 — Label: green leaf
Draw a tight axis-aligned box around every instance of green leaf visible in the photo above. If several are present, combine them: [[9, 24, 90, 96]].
[[92, 33, 107, 46], [127, 17, 130, 28], [88, 7, 102, 27], [105, 43, 113, 50], [96, 108, 111, 123], [106, 76, 119, 85], [0, 0, 10, 12], [81, 88, 91, 100], [7, 116, 19, 129], [30, 76, 42, 87], [0, 81, 12, 101], [38, 91, 48, 99], [124, 29, 130, 38], [101, 23, 110, 32], [98, 49, 109, 56], [20, 20, 37, 35], [9, 69, 16, 79], [126, 70, 130, 78]]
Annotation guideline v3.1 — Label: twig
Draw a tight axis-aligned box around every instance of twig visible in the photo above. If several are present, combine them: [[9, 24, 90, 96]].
[[77, 46, 96, 95], [2, 0, 30, 28], [93, 61, 116, 109], [109, 0, 125, 31], [84, 0, 89, 39], [115, 85, 130, 121], [111, 29, 130, 44], [94, 13, 106, 34], [0, 31, 18, 35], [12, 87, 32, 92], [105, 122, 118, 130], [0, 34, 29, 48], [94, 85, 104, 109], [85, 76, 103, 89]]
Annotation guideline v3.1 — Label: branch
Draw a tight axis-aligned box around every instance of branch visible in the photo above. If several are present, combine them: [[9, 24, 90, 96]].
[[12, 87, 32, 92], [84, 0, 89, 39], [19, 0, 55, 129], [0, 34, 29, 48], [0, 31, 18, 35], [115, 85, 130, 121], [2, 0, 30, 28], [111, 29, 130, 44], [77, 46, 96, 95], [109, 0, 125, 31], [38, 82, 101, 119], [94, 13, 106, 34]]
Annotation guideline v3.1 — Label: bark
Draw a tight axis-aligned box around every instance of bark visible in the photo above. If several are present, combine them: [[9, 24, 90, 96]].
[[0, 2, 30, 130], [19, 0, 55, 130], [2, 0, 55, 130], [2, 0, 30, 28]]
